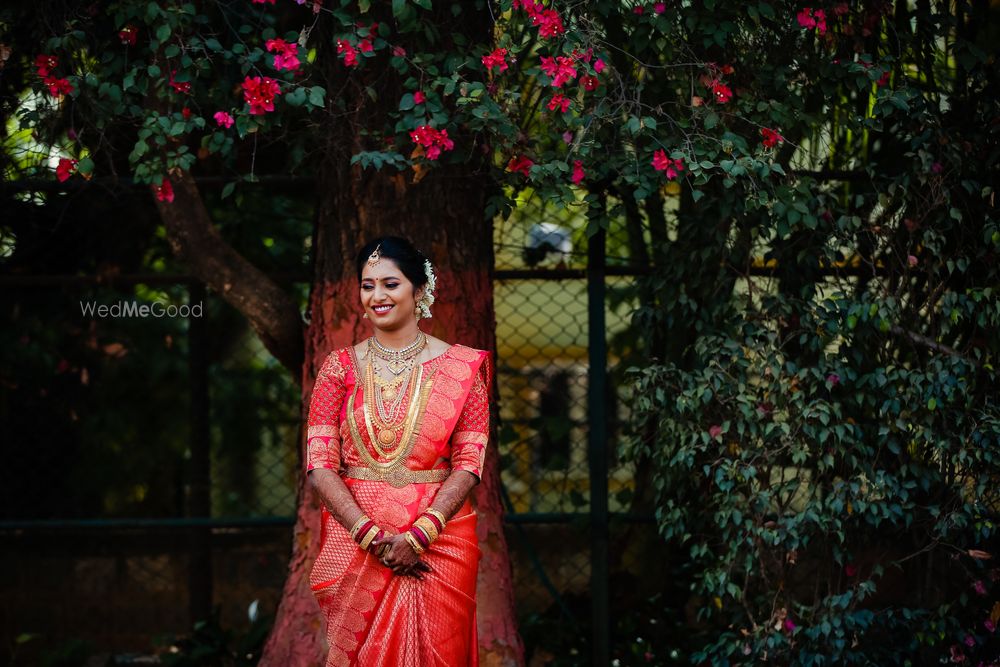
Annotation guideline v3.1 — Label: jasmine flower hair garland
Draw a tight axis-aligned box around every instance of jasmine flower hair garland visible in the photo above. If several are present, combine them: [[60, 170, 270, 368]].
[[418, 259, 436, 319]]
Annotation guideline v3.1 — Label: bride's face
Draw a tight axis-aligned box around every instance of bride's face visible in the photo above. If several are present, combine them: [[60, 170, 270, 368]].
[[360, 258, 424, 331]]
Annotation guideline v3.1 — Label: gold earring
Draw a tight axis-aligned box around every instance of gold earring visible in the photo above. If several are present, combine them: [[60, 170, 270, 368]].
[[363, 312, 369, 319]]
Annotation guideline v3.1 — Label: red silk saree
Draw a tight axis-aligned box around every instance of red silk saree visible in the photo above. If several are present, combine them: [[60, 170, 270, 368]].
[[305, 343, 491, 666]]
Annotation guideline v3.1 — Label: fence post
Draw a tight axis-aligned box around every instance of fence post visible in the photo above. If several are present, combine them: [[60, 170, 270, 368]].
[[188, 282, 212, 623], [587, 229, 610, 666]]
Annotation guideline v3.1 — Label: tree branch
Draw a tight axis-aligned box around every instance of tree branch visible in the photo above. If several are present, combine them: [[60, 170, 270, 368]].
[[152, 171, 304, 379]]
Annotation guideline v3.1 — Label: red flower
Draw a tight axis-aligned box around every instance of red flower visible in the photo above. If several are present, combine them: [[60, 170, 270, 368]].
[[181, 107, 192, 119], [652, 151, 685, 180], [155, 179, 175, 203], [242, 76, 281, 115], [506, 155, 534, 177], [392, 45, 407, 57], [358, 38, 373, 53], [633, 5, 645, 14], [709, 424, 723, 439], [974, 580, 987, 596], [845, 563, 857, 577], [571, 159, 585, 184], [594, 58, 606, 74], [251, 0, 276, 4], [168, 70, 192, 95], [44, 76, 74, 97], [711, 81, 732, 103], [266, 38, 301, 72], [35, 54, 58, 78], [56, 158, 77, 182], [760, 127, 784, 148], [547, 93, 570, 113], [118, 25, 138, 46], [651, 149, 670, 172], [876, 70, 890, 87], [540, 56, 578, 87], [580, 75, 599, 91], [213, 111, 235, 128], [409, 125, 454, 160], [482, 48, 509, 73], [797, 8, 827, 35], [532, 9, 565, 38], [783, 618, 796, 633], [336, 40, 359, 67], [654, 2, 666, 13], [413, 90, 426, 104]]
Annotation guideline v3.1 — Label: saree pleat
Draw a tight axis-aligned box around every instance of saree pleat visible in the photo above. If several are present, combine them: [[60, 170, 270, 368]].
[[307, 345, 489, 666]]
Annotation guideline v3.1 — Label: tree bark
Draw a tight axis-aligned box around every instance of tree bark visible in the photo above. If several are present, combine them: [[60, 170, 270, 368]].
[[151, 172, 305, 377]]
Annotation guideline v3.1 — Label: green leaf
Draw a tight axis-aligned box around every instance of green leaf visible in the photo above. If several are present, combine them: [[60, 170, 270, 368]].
[[156, 24, 171, 43], [285, 87, 307, 107], [692, 189, 704, 202], [413, 0, 432, 9], [308, 86, 326, 108], [392, 0, 406, 17], [399, 92, 415, 110], [704, 112, 719, 130], [77, 157, 95, 175], [221, 181, 236, 200]]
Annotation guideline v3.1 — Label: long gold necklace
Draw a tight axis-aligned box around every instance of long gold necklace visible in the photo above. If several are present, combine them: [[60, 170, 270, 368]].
[[361, 361, 425, 462]]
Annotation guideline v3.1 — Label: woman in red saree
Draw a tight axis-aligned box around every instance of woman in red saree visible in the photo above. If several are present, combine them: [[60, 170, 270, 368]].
[[305, 236, 491, 666]]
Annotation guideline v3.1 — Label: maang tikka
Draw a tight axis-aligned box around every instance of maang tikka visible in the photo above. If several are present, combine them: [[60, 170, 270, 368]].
[[367, 244, 382, 268]]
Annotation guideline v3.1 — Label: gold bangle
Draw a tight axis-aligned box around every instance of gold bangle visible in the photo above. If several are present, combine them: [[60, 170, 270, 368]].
[[404, 531, 426, 555], [413, 517, 439, 543], [424, 507, 447, 526], [348, 515, 370, 540], [358, 525, 380, 551]]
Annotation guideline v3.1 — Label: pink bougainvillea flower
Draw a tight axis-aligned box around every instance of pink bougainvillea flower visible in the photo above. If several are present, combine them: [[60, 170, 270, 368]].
[[562, 130, 574, 143], [797, 8, 827, 35], [709, 424, 723, 439], [251, 0, 276, 4], [391, 45, 407, 57], [653, 150, 685, 180], [44, 76, 74, 97], [570, 159, 585, 184], [531, 8, 565, 38], [594, 58, 606, 73], [358, 38, 374, 53], [155, 179, 175, 203], [118, 24, 138, 46], [974, 580, 987, 596], [181, 107, 192, 120], [580, 75, 599, 91], [409, 125, 454, 160], [547, 93, 570, 113], [711, 81, 732, 103], [633, 5, 645, 14], [213, 111, 235, 128], [413, 90, 426, 104], [540, 55, 578, 87], [506, 155, 534, 177], [242, 76, 281, 115], [336, 40, 359, 67], [651, 149, 670, 172], [35, 54, 58, 78], [931, 161, 943, 174], [783, 618, 796, 633], [168, 70, 192, 94], [963, 635, 975, 648], [876, 71, 890, 87], [654, 2, 666, 13], [986, 618, 996, 633], [827, 373, 840, 386], [845, 563, 857, 576], [56, 158, 77, 182], [907, 254, 918, 267], [266, 38, 301, 71], [761, 127, 784, 148], [482, 48, 509, 73]]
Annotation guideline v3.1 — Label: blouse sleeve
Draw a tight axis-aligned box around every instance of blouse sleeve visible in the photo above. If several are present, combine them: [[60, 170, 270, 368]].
[[306, 350, 346, 473], [449, 357, 491, 482]]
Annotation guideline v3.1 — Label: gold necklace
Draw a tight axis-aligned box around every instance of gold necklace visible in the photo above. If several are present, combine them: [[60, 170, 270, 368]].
[[364, 358, 415, 451], [369, 333, 426, 375], [357, 360, 427, 462]]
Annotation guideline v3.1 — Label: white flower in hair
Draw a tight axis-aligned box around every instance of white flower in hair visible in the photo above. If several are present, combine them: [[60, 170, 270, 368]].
[[418, 259, 436, 319]]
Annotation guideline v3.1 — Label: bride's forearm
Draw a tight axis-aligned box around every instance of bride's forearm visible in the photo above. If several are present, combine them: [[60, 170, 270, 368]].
[[308, 468, 367, 531], [428, 470, 478, 520]]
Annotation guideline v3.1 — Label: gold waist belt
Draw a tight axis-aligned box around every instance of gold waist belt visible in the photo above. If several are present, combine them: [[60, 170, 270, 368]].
[[343, 466, 450, 488]]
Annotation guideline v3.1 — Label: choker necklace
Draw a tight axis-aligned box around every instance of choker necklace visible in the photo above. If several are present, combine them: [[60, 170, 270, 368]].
[[369, 333, 426, 375]]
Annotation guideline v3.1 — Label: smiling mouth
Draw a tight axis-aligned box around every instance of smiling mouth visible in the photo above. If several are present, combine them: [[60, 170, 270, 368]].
[[372, 304, 393, 315]]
